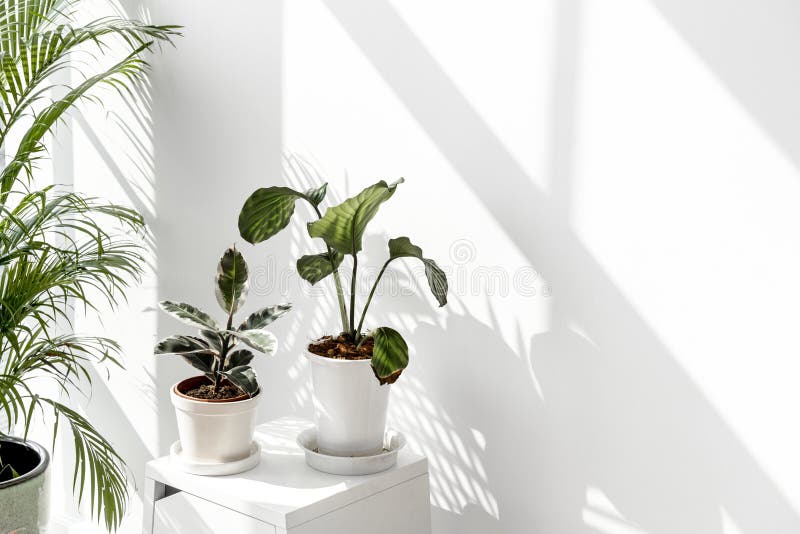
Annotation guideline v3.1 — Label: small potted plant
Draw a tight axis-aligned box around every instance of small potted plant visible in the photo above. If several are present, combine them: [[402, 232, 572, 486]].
[[238, 179, 447, 457], [155, 246, 291, 464]]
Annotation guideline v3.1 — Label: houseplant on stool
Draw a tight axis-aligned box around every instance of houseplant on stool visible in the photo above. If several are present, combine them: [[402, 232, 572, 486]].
[[238, 178, 448, 460], [156, 246, 290, 473]]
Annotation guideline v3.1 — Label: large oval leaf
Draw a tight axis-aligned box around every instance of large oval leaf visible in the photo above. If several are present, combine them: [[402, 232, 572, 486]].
[[154, 335, 216, 374], [228, 329, 278, 355], [200, 329, 224, 352], [296, 250, 344, 285], [307, 179, 403, 255], [159, 301, 218, 330], [181, 354, 216, 374], [238, 186, 306, 244], [371, 327, 409, 385], [154, 335, 213, 355], [225, 349, 255, 370], [388, 237, 448, 307], [422, 260, 448, 307], [215, 246, 249, 314], [239, 303, 292, 331], [224, 365, 259, 396]]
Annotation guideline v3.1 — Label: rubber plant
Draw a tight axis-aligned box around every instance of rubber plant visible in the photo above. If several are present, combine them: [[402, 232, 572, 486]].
[[238, 178, 448, 384], [0, 0, 178, 529], [155, 246, 291, 396]]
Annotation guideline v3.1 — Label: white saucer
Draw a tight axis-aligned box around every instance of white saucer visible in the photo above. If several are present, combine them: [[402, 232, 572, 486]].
[[296, 428, 406, 476], [169, 440, 261, 476]]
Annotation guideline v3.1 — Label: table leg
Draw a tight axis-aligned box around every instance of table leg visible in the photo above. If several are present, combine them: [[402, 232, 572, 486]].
[[142, 477, 166, 534]]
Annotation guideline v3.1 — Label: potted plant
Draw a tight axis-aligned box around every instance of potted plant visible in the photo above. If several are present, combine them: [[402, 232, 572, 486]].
[[0, 438, 49, 530], [0, 1, 178, 531], [155, 246, 291, 464], [238, 178, 448, 456]]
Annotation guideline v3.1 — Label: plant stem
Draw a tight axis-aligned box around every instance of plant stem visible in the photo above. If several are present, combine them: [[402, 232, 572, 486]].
[[350, 252, 358, 340], [356, 260, 391, 335], [312, 204, 349, 333], [216, 311, 235, 392], [331, 268, 349, 333]]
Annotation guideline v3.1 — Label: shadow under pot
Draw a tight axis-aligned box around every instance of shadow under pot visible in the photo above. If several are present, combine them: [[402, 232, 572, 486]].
[[305, 351, 391, 457], [0, 437, 49, 533], [170, 376, 260, 464]]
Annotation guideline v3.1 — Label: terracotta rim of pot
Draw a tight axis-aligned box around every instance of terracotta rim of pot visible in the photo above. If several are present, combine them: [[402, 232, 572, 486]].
[[173, 375, 256, 403], [0, 437, 49, 490]]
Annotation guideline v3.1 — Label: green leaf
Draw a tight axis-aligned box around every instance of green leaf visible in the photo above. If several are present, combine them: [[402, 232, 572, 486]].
[[181, 353, 216, 374], [388, 237, 448, 307], [239, 303, 292, 331], [2, 45, 152, 199], [224, 366, 259, 396], [388, 236, 423, 259], [371, 327, 409, 385], [159, 301, 218, 330], [423, 260, 448, 307], [200, 329, 224, 352], [305, 183, 328, 206], [215, 246, 249, 314], [307, 179, 404, 255], [296, 251, 344, 285], [0, 462, 19, 479], [238, 186, 310, 244], [154, 335, 213, 355], [154, 335, 216, 373], [225, 349, 254, 370], [43, 400, 129, 532], [228, 329, 278, 355]]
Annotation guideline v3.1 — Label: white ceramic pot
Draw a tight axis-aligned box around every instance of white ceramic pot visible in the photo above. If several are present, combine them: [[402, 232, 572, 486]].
[[305, 351, 390, 457], [170, 376, 260, 464], [0, 437, 49, 533]]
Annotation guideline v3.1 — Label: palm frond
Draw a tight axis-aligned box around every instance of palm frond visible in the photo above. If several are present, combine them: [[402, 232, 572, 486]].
[[0, 188, 145, 530], [0, 1, 177, 528], [0, 0, 180, 201], [41, 399, 128, 531]]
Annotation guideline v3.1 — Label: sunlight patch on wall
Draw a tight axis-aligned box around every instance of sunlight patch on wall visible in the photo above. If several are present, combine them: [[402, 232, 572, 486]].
[[573, 0, 800, 512], [583, 486, 647, 534], [720, 506, 744, 534]]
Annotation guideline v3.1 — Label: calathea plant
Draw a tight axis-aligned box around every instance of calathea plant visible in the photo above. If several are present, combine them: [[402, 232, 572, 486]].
[[238, 178, 448, 384], [155, 246, 291, 397]]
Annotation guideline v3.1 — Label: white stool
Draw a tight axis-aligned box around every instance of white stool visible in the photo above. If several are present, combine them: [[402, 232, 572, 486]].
[[143, 417, 432, 534]]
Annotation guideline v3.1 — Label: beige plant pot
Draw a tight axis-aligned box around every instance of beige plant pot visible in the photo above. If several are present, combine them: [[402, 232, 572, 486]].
[[305, 352, 391, 457], [170, 376, 260, 464]]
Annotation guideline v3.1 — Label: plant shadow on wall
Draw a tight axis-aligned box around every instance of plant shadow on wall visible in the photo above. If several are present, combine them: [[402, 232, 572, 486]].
[[68, 73, 160, 494], [321, 0, 800, 533], [56, 9, 167, 505]]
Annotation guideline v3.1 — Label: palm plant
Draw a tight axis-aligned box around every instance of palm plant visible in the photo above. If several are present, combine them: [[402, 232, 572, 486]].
[[0, 0, 178, 529]]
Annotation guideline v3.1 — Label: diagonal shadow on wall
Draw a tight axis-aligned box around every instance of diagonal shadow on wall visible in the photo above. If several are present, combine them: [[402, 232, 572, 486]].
[[322, 1, 800, 532], [650, 0, 800, 171]]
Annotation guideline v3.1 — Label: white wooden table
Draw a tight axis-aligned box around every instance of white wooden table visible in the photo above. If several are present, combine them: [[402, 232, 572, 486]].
[[143, 417, 431, 534]]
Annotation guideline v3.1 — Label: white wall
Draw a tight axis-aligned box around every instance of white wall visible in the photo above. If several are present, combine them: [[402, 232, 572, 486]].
[[68, 0, 800, 532]]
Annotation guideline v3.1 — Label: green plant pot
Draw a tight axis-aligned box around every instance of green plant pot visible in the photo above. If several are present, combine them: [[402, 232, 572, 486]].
[[0, 437, 49, 532]]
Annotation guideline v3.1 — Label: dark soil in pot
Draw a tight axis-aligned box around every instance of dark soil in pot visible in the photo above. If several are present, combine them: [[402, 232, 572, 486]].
[[308, 333, 403, 384], [175, 375, 250, 401], [308, 333, 374, 360]]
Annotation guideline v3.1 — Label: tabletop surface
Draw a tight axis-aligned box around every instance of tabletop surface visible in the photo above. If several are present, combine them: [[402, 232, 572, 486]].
[[145, 417, 428, 528]]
